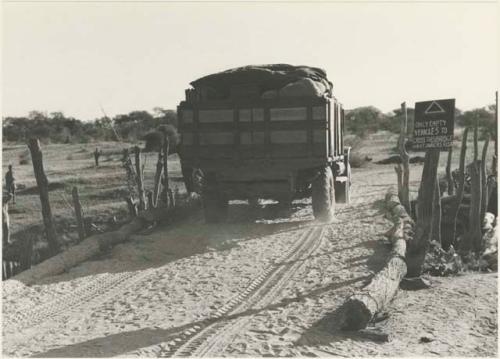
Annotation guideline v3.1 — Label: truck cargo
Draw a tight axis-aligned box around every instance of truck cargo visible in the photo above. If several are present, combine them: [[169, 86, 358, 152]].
[[177, 64, 351, 222]]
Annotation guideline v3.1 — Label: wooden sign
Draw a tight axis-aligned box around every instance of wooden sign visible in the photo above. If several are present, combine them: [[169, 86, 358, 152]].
[[412, 99, 455, 151]]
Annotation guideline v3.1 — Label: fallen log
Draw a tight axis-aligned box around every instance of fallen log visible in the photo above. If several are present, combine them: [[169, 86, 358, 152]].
[[342, 188, 412, 330], [5, 195, 202, 287], [6, 216, 146, 286]]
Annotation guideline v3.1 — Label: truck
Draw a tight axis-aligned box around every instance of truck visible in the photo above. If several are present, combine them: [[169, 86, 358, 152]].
[[177, 64, 351, 223]]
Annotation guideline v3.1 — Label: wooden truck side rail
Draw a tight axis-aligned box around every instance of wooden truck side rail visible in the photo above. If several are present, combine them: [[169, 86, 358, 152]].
[[177, 96, 344, 171]]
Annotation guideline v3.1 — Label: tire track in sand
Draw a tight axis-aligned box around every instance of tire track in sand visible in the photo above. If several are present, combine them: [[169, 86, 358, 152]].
[[148, 225, 325, 357], [3, 268, 157, 331]]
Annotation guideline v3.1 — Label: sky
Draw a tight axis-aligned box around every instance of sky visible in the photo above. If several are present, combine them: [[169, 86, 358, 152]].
[[1, 1, 498, 121]]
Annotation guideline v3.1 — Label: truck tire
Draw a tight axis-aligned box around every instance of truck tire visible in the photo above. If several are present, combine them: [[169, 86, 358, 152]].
[[203, 190, 228, 223], [202, 174, 228, 223], [335, 163, 351, 204], [312, 166, 335, 222]]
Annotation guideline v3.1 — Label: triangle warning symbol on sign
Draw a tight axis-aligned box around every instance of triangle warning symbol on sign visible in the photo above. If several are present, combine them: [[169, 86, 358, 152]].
[[425, 101, 446, 114]]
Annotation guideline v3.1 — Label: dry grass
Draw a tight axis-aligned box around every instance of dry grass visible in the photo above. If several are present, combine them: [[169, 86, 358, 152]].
[[2, 141, 187, 251]]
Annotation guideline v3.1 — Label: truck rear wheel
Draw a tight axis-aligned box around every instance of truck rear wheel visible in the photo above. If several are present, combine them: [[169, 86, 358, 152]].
[[335, 163, 351, 204], [312, 166, 335, 222], [202, 174, 228, 223], [203, 190, 228, 223]]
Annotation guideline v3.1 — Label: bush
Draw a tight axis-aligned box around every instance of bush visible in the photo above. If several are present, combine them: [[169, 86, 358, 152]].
[[345, 106, 386, 138], [350, 151, 370, 168], [18, 150, 31, 165], [144, 131, 164, 152]]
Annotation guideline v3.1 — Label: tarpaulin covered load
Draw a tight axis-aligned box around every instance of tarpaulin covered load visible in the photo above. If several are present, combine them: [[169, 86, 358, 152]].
[[188, 64, 333, 101]]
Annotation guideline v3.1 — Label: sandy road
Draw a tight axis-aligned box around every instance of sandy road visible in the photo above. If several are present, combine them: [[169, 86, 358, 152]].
[[2, 165, 397, 357]]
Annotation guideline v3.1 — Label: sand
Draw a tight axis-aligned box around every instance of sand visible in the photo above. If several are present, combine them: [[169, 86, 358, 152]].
[[2, 134, 497, 357]]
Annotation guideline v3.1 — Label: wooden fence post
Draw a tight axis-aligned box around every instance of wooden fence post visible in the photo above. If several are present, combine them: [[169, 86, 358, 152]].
[[94, 148, 101, 167], [407, 149, 440, 277], [463, 161, 482, 252], [134, 146, 146, 211], [448, 128, 469, 248], [161, 135, 170, 207], [20, 237, 33, 271], [147, 191, 155, 210], [398, 102, 411, 213], [480, 134, 490, 222], [431, 176, 442, 245], [153, 151, 163, 207], [125, 197, 138, 217], [395, 164, 403, 199], [446, 147, 454, 195], [28, 138, 59, 255], [462, 120, 483, 253], [2, 193, 12, 248], [72, 186, 86, 242]]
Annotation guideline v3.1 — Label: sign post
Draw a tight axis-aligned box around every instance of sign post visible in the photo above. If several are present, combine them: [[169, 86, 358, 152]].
[[407, 98, 455, 277], [412, 99, 455, 151]]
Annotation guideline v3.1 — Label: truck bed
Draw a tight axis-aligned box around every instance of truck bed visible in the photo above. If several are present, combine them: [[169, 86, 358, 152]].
[[178, 96, 344, 180]]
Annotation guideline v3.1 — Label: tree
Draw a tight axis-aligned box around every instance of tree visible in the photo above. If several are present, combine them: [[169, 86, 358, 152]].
[[345, 106, 387, 137], [153, 107, 178, 127], [457, 107, 495, 139]]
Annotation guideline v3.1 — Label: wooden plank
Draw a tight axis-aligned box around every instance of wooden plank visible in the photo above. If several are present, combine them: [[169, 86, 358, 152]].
[[239, 108, 264, 122], [272, 144, 309, 158], [181, 109, 193, 123], [328, 101, 333, 157], [241, 132, 252, 145], [182, 132, 194, 145], [270, 130, 307, 144], [265, 107, 271, 159], [270, 107, 307, 121], [181, 96, 328, 109], [198, 109, 234, 123], [182, 157, 327, 177], [313, 129, 327, 143], [307, 105, 313, 157], [312, 105, 327, 121], [239, 108, 252, 122], [234, 108, 240, 162], [199, 132, 234, 145]]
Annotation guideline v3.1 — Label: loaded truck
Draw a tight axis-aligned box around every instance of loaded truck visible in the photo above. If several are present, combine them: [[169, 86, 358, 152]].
[[177, 64, 350, 223]]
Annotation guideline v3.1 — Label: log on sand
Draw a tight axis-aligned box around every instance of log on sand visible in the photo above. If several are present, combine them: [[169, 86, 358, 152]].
[[6, 196, 201, 287], [342, 188, 413, 330], [6, 216, 147, 286]]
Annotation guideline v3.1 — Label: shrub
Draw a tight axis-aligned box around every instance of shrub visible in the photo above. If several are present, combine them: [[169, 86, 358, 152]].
[[144, 125, 180, 153], [350, 151, 369, 168], [18, 150, 31, 165], [345, 106, 387, 138], [144, 131, 164, 152]]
